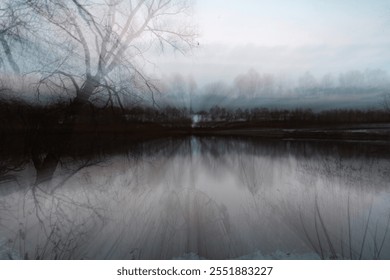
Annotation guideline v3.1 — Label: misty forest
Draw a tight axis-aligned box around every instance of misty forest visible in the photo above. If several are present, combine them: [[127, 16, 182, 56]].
[[1, 0, 390, 260]]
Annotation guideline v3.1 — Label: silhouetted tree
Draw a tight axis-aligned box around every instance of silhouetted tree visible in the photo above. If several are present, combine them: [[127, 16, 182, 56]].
[[3, 0, 197, 106]]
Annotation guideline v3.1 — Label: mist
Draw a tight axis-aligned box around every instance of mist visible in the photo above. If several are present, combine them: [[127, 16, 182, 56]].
[[1, 0, 390, 262], [151, 68, 390, 112]]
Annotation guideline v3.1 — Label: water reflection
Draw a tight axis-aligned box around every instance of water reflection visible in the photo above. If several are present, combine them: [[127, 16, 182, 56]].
[[0, 137, 390, 259]]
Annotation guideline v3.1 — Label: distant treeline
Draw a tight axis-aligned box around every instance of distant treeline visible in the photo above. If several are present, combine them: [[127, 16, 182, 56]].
[[1, 98, 390, 135], [0, 98, 191, 134], [196, 106, 390, 127]]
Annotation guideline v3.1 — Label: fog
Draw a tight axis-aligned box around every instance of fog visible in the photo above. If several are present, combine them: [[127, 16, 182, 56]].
[[153, 0, 390, 84], [1, 1, 390, 261], [154, 68, 390, 111], [2, 0, 390, 110]]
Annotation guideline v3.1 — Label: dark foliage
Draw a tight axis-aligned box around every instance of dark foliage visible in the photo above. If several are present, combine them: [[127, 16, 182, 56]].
[[198, 106, 390, 128]]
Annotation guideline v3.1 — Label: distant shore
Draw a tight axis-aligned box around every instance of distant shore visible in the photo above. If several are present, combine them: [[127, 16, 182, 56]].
[[191, 123, 390, 141], [2, 122, 390, 142], [1, 98, 390, 142]]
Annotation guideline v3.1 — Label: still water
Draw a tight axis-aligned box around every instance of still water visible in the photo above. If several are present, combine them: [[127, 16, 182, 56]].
[[1, 137, 390, 259]]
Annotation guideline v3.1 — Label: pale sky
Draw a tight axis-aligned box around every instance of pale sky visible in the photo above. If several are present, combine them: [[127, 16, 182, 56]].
[[153, 0, 390, 85]]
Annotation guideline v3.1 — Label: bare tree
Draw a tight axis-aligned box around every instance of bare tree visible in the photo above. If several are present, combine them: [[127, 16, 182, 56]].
[[11, 0, 197, 105], [298, 71, 317, 92], [1, 0, 198, 185], [234, 68, 260, 98]]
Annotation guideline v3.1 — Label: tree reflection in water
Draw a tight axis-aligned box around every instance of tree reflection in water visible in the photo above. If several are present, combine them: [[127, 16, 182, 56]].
[[0, 137, 390, 259]]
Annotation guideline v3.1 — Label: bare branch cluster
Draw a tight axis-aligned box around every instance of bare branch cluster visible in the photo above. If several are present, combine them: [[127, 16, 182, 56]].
[[2, 0, 198, 105]]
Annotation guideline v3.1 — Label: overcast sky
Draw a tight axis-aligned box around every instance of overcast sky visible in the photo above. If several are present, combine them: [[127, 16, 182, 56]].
[[153, 0, 390, 85]]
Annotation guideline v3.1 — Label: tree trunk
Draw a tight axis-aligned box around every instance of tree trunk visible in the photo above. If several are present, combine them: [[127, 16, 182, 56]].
[[29, 75, 101, 185], [32, 151, 59, 185]]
